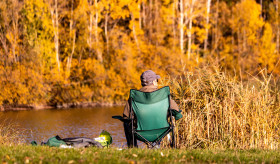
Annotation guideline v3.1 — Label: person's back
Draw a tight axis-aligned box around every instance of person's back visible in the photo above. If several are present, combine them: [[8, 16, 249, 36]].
[[123, 70, 182, 147]]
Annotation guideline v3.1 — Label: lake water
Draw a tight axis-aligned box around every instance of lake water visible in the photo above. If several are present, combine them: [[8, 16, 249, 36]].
[[0, 107, 127, 147]]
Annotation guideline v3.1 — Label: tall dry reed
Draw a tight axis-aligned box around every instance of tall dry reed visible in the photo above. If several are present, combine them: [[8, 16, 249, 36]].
[[162, 67, 280, 149], [0, 115, 24, 145]]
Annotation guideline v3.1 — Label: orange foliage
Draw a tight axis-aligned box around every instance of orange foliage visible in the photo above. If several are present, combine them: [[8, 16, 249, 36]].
[[0, 0, 279, 106]]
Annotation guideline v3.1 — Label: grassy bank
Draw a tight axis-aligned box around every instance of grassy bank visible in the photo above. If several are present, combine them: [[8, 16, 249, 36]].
[[0, 145, 279, 163]]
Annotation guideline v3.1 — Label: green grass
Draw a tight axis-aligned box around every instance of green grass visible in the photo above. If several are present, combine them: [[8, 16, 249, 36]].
[[0, 145, 279, 163]]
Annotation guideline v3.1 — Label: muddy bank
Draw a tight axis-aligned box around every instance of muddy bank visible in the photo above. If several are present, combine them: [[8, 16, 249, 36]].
[[0, 102, 125, 111]]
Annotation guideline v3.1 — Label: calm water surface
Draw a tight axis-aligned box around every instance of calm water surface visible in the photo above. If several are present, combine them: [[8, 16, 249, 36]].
[[0, 107, 127, 147]]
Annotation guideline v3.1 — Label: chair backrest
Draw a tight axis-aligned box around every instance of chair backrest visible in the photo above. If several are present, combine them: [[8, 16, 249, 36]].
[[130, 86, 170, 131]]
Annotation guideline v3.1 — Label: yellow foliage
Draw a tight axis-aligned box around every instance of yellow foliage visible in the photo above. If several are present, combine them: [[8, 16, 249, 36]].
[[258, 23, 277, 72], [1, 0, 280, 106], [232, 0, 264, 45]]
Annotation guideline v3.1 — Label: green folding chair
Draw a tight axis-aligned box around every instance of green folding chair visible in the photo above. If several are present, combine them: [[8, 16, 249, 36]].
[[113, 86, 176, 148]]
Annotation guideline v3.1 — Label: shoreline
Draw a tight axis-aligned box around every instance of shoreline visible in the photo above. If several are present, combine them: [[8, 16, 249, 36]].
[[0, 101, 125, 111]]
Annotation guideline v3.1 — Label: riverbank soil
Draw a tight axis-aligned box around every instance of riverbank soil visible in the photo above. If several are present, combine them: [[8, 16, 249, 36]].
[[0, 146, 279, 163], [0, 102, 125, 111]]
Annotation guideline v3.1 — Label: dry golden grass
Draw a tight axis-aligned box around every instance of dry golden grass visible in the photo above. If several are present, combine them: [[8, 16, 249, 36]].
[[0, 114, 24, 145], [161, 67, 280, 149]]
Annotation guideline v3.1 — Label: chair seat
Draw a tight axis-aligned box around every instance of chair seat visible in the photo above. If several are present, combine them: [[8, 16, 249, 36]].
[[136, 127, 170, 143]]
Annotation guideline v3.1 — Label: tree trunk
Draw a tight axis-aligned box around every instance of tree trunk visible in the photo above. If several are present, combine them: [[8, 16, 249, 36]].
[[95, 0, 98, 44], [88, 0, 93, 57], [0, 35, 9, 60], [132, 14, 140, 54], [242, 29, 246, 53], [187, 0, 195, 60], [105, 11, 109, 55], [187, 17, 193, 60], [143, 2, 146, 27], [148, 0, 153, 43], [67, 0, 75, 75], [276, 0, 279, 54], [10, 0, 20, 63], [67, 31, 75, 75], [139, 1, 142, 29], [260, 0, 263, 18], [237, 29, 241, 55], [11, 29, 16, 63], [50, 0, 60, 72], [179, 0, 184, 54], [95, 0, 102, 62], [70, 0, 73, 33], [213, 0, 219, 54], [55, 0, 60, 72], [204, 0, 211, 56], [155, 0, 159, 46], [173, 0, 177, 48]]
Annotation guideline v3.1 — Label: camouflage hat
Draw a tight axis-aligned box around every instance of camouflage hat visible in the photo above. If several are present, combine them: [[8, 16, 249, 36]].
[[140, 70, 160, 86]]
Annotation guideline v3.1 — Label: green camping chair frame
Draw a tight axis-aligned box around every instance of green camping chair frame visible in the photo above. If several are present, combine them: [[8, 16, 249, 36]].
[[129, 86, 176, 148]]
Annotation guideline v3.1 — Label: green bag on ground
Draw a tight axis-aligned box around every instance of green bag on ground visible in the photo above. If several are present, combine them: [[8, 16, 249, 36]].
[[31, 132, 112, 148], [45, 136, 67, 147]]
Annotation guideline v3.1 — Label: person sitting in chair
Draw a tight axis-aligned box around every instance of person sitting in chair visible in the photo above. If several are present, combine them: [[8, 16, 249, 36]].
[[123, 70, 182, 148]]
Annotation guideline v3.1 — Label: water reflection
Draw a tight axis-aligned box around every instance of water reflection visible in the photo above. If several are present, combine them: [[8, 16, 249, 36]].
[[0, 107, 126, 147]]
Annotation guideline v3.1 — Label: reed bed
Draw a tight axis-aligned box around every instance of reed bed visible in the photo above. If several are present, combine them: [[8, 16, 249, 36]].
[[162, 67, 280, 149], [0, 114, 24, 145]]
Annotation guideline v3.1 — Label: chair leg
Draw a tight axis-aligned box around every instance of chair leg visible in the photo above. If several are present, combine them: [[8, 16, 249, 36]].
[[123, 122, 137, 148], [132, 122, 135, 148], [171, 116, 176, 148], [132, 132, 135, 148], [171, 127, 176, 148]]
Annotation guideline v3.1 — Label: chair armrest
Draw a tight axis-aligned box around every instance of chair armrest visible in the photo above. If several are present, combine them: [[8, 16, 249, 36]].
[[112, 115, 132, 122]]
